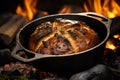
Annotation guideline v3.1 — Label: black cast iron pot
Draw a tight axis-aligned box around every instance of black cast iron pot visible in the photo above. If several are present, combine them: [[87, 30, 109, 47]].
[[11, 12, 111, 76]]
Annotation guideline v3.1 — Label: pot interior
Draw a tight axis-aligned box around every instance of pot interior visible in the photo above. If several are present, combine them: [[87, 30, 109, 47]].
[[18, 14, 108, 52]]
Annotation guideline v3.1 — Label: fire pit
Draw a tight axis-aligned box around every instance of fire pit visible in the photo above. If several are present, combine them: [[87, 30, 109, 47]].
[[0, 0, 120, 80], [104, 17, 120, 79]]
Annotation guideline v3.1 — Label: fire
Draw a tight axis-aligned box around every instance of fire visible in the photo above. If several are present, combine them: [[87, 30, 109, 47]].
[[84, 0, 120, 18], [114, 34, 120, 40], [16, 0, 38, 20], [105, 40, 116, 50]]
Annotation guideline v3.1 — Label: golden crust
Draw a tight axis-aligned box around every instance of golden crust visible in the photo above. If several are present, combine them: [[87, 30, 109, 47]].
[[29, 18, 99, 55]]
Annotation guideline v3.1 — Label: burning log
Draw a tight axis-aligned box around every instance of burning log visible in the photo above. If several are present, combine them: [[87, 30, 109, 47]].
[[0, 14, 28, 46]]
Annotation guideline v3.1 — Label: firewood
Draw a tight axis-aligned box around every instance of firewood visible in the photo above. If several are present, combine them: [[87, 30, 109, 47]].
[[0, 13, 13, 26], [0, 15, 28, 46]]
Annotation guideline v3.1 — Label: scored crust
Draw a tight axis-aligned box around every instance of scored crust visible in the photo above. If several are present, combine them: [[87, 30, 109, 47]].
[[29, 18, 99, 55]]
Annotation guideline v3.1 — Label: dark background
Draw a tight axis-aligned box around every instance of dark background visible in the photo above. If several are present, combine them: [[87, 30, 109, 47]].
[[0, 0, 85, 14]]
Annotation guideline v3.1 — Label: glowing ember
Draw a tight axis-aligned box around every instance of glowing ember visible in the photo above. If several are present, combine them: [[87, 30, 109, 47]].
[[105, 40, 116, 50], [113, 34, 120, 40], [16, 0, 38, 20], [84, 0, 120, 18]]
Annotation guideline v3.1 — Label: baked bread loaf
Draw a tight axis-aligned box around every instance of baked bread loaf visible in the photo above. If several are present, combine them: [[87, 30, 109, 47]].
[[29, 18, 99, 55]]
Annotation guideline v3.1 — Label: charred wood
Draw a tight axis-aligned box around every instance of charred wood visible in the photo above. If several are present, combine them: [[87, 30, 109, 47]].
[[0, 15, 28, 46]]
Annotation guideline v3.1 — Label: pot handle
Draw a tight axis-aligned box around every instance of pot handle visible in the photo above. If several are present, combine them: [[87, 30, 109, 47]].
[[76, 12, 112, 28], [11, 43, 51, 62]]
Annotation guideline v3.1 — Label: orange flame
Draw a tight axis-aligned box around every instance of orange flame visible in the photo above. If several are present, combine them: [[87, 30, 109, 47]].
[[84, 0, 120, 18], [105, 40, 116, 50], [16, 0, 38, 20], [114, 34, 120, 40], [105, 33, 120, 51]]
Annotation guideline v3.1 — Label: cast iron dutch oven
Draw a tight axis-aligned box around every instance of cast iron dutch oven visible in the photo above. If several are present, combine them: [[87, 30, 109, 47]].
[[11, 12, 111, 76]]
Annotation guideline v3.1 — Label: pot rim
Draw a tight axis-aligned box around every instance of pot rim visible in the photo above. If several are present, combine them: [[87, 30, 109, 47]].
[[16, 12, 111, 57]]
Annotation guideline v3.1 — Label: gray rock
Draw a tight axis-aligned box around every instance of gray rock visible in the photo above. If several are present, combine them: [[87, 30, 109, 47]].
[[70, 64, 112, 80]]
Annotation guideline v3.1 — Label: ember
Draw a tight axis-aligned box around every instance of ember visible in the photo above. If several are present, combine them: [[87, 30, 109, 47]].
[[114, 34, 120, 40], [105, 39, 117, 51]]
